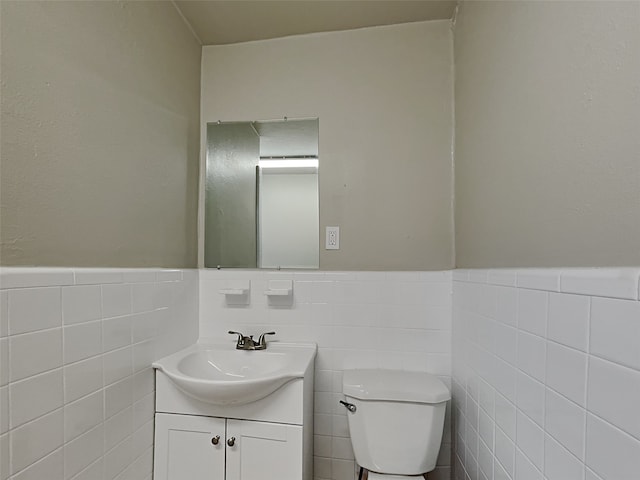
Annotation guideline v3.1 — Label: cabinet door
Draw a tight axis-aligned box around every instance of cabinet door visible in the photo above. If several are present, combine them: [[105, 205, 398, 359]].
[[226, 419, 303, 480], [154, 413, 225, 480]]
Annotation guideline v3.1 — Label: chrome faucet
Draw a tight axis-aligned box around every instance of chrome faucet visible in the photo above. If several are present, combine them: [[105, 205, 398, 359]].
[[228, 330, 276, 350]]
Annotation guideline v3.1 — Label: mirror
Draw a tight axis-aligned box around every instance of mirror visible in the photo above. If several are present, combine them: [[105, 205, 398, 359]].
[[205, 118, 319, 269]]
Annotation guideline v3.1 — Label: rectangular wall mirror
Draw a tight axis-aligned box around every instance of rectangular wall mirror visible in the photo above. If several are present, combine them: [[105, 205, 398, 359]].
[[205, 118, 319, 269]]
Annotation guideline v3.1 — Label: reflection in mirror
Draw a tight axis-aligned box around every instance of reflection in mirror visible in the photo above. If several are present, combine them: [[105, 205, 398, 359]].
[[205, 118, 319, 269]]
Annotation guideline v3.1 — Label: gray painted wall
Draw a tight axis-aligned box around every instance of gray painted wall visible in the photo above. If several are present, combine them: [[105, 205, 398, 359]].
[[454, 0, 640, 267], [200, 21, 455, 271], [0, 1, 201, 267], [3, 2, 636, 270]]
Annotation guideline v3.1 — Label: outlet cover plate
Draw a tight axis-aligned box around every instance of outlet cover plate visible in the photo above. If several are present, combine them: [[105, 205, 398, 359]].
[[325, 226, 340, 250]]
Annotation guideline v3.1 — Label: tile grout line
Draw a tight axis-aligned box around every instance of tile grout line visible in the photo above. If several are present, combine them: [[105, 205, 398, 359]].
[[583, 295, 592, 473], [541, 290, 549, 478], [59, 282, 67, 480]]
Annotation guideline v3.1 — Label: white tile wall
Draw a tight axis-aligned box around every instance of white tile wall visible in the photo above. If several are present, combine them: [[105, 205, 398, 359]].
[[5, 266, 635, 480], [199, 269, 454, 480], [0, 268, 198, 480], [452, 268, 640, 480]]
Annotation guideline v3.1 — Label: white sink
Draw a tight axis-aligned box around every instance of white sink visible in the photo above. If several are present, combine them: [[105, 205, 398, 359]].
[[153, 342, 316, 405]]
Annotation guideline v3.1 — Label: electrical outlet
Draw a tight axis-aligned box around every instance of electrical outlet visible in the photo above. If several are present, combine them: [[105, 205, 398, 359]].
[[325, 226, 340, 250]]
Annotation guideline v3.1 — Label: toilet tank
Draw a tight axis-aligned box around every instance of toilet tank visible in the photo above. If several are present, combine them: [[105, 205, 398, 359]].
[[342, 369, 450, 476]]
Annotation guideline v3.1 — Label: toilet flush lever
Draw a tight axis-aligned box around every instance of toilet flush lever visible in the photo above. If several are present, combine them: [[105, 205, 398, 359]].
[[339, 400, 357, 413]]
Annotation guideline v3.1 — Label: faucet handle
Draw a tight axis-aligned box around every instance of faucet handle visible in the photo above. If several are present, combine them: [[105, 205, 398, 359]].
[[257, 331, 276, 346], [228, 331, 245, 346]]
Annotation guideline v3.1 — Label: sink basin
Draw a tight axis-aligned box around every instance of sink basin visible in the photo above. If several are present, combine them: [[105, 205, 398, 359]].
[[153, 342, 316, 405]]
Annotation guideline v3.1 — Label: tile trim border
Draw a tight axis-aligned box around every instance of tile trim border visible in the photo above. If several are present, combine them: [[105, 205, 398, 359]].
[[0, 268, 189, 290], [454, 268, 640, 300]]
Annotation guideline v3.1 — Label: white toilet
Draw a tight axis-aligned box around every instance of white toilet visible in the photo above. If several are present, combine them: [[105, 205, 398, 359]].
[[342, 369, 450, 479]]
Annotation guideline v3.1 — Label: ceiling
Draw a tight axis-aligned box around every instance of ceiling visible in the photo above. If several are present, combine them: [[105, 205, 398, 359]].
[[174, 0, 457, 45]]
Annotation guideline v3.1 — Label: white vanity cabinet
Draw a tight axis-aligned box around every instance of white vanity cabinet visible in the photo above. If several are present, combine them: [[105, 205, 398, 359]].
[[154, 413, 225, 479], [226, 419, 303, 479], [154, 413, 303, 480], [152, 342, 315, 480]]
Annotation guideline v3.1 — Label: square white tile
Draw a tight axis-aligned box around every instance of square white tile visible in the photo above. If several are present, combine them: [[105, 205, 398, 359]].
[[63, 356, 103, 403], [517, 332, 546, 383], [63, 321, 102, 364], [494, 426, 515, 478], [547, 293, 589, 352], [494, 393, 516, 441], [8, 287, 61, 335], [516, 372, 545, 427], [546, 342, 587, 407], [517, 289, 548, 337], [131, 420, 154, 458], [67, 458, 103, 480], [103, 436, 132, 479], [62, 286, 102, 325], [0, 338, 8, 387], [585, 413, 640, 480], [132, 393, 154, 430], [590, 297, 640, 370], [587, 356, 640, 440], [495, 287, 518, 326], [494, 323, 517, 364], [478, 437, 493, 478], [10, 448, 63, 480], [63, 390, 103, 443], [10, 329, 63, 382], [104, 377, 133, 419], [103, 346, 133, 387], [0, 291, 7, 338], [492, 357, 517, 403], [0, 432, 8, 480], [101, 284, 132, 319], [478, 409, 494, 450], [516, 411, 544, 470], [132, 341, 154, 373], [544, 434, 584, 480], [102, 316, 132, 353], [9, 369, 63, 429], [104, 406, 133, 451], [545, 388, 585, 460], [131, 283, 156, 314], [494, 459, 511, 480], [515, 448, 543, 480], [63, 424, 104, 480], [0, 386, 8, 435], [10, 408, 63, 475], [132, 369, 154, 403]]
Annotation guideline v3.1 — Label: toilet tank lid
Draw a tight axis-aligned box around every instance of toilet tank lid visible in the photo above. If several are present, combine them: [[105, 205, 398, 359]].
[[343, 369, 450, 404]]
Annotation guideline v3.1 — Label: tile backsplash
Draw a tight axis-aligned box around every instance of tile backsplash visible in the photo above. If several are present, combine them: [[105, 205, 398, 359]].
[[452, 268, 640, 480], [199, 269, 454, 480], [3, 266, 638, 480], [0, 268, 198, 480]]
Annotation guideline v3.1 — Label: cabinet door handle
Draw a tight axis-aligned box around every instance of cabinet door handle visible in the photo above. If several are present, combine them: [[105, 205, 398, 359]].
[[227, 437, 236, 447], [211, 435, 220, 445]]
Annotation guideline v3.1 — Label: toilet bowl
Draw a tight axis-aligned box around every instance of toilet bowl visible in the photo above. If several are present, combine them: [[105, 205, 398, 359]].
[[342, 369, 450, 479]]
